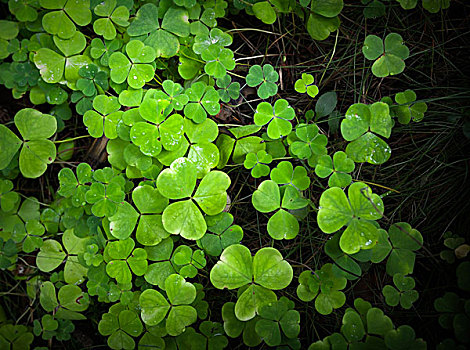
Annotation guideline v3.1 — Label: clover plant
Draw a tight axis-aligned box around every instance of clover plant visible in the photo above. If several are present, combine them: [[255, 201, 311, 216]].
[[197, 212, 243, 256], [210, 244, 293, 321], [254, 99, 295, 139], [295, 73, 319, 98], [246, 64, 279, 99], [315, 151, 355, 187], [243, 150, 272, 178], [383, 273, 419, 309]]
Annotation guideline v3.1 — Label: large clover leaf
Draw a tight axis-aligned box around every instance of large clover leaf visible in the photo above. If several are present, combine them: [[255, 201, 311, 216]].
[[254, 99, 295, 139], [341, 102, 392, 164], [252, 180, 308, 240], [109, 40, 156, 89], [40, 0, 92, 39], [127, 4, 190, 58], [290, 123, 327, 161], [317, 182, 384, 254], [140, 274, 197, 336], [210, 244, 293, 321], [363, 33, 410, 77], [93, 0, 130, 40], [156, 157, 230, 240]]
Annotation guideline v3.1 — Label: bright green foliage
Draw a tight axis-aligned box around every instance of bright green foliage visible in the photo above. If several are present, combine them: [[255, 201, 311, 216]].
[[254, 99, 295, 139], [222, 302, 261, 347], [184, 81, 221, 123], [157, 157, 230, 240], [202, 45, 235, 78], [295, 73, 319, 98], [216, 75, 240, 102], [297, 263, 347, 315], [140, 274, 197, 336], [246, 64, 279, 99], [197, 212, 243, 256], [40, 281, 89, 319], [83, 95, 122, 139], [193, 27, 232, 54], [317, 182, 384, 254], [109, 40, 156, 89], [315, 151, 355, 188], [210, 244, 293, 321], [363, 33, 410, 77], [0, 324, 34, 349], [270, 161, 311, 191], [98, 304, 143, 350], [341, 102, 392, 164], [40, 0, 92, 39], [252, 180, 308, 239], [325, 233, 363, 280], [90, 38, 122, 66], [243, 150, 272, 178], [85, 172, 125, 217], [382, 273, 419, 309], [93, 0, 129, 40], [1, 108, 58, 178], [104, 238, 148, 284], [290, 123, 328, 162], [306, 11, 341, 41], [0, 180, 19, 212], [76, 64, 108, 97]]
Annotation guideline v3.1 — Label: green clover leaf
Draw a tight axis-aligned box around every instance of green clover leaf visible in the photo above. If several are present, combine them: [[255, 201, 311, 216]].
[[184, 81, 221, 123], [422, 0, 450, 13], [246, 64, 279, 99], [290, 123, 328, 160], [197, 212, 244, 256], [105, 238, 148, 284], [254, 99, 295, 139], [8, 0, 39, 22], [109, 40, 156, 89], [270, 161, 311, 191], [202, 45, 235, 78], [363, 33, 410, 77], [40, 0, 92, 39], [0, 180, 20, 212], [222, 302, 262, 346], [83, 95, 122, 139], [93, 0, 130, 40], [390, 89, 427, 124], [317, 182, 384, 254], [210, 244, 293, 321], [144, 238, 176, 288], [98, 307, 143, 350], [216, 75, 240, 102], [243, 150, 272, 178], [193, 27, 232, 54], [294, 73, 319, 98], [76, 64, 109, 97], [315, 151, 355, 188], [85, 180, 125, 218], [306, 13, 340, 41], [90, 38, 122, 66], [382, 273, 419, 309]]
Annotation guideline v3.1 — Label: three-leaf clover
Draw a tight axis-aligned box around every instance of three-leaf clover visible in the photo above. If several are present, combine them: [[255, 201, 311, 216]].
[[243, 150, 272, 178], [270, 161, 311, 191], [216, 75, 240, 103], [40, 282, 90, 320], [197, 212, 244, 256], [85, 168, 125, 217], [222, 302, 261, 347], [315, 151, 355, 188], [76, 64, 109, 97], [246, 64, 279, 99], [290, 123, 328, 161], [140, 274, 197, 336], [341, 102, 392, 164], [363, 33, 410, 77], [98, 304, 143, 350], [210, 244, 293, 321], [40, 0, 92, 39], [104, 238, 148, 284], [382, 273, 419, 309], [294, 73, 319, 98], [317, 182, 384, 254], [297, 263, 347, 315], [83, 95, 122, 139], [184, 81, 221, 123], [0, 108, 57, 178], [252, 180, 308, 240], [157, 157, 230, 240], [93, 0, 130, 40], [0, 179, 20, 212], [90, 38, 122, 66], [254, 99, 295, 139], [109, 40, 156, 89], [202, 45, 235, 78], [390, 89, 427, 124]]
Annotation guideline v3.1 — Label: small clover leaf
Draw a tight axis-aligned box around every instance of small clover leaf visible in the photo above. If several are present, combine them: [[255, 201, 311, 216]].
[[98, 307, 143, 350], [76, 64, 109, 97], [197, 212, 244, 256], [193, 27, 232, 54], [162, 80, 189, 112], [306, 13, 340, 41], [270, 161, 311, 191], [363, 33, 410, 77], [83, 95, 122, 139], [290, 123, 328, 161], [210, 244, 293, 321], [246, 64, 279, 99], [382, 273, 419, 309], [243, 150, 272, 178], [93, 0, 130, 40], [109, 40, 156, 89], [202, 45, 236, 78], [315, 151, 355, 188], [297, 264, 347, 315], [105, 238, 148, 284], [144, 238, 176, 289], [254, 99, 295, 139], [317, 182, 384, 254], [0, 179, 20, 212], [85, 179, 125, 218], [184, 81, 221, 123], [90, 38, 122, 66], [295, 73, 319, 98], [216, 75, 240, 102], [140, 274, 197, 336], [40, 0, 92, 39], [391, 89, 427, 124]]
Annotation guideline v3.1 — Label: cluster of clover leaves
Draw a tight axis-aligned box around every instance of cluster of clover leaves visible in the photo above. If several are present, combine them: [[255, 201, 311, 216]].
[[0, 0, 447, 349]]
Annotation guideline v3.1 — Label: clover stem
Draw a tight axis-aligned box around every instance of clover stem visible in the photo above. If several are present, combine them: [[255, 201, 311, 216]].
[[318, 29, 339, 86], [54, 135, 91, 144]]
